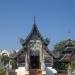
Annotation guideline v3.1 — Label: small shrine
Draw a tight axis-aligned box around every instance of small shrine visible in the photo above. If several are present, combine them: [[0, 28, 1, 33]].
[[60, 39, 75, 62], [53, 38, 75, 72], [15, 18, 53, 75]]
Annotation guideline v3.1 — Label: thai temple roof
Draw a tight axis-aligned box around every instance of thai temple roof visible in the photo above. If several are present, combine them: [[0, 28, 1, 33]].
[[59, 39, 75, 62], [21, 19, 47, 47], [59, 54, 71, 62], [53, 38, 75, 63], [65, 39, 75, 47], [15, 19, 52, 58]]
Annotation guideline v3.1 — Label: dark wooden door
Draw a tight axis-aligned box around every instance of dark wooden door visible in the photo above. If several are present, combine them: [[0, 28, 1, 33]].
[[30, 56, 40, 69]]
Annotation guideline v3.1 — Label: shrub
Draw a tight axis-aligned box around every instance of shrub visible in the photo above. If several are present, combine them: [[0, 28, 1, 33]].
[[8, 70, 16, 75], [0, 68, 5, 75]]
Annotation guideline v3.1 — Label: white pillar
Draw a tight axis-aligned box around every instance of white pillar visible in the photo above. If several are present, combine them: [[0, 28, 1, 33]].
[[25, 46, 29, 75], [24, 45, 28, 70], [41, 52, 45, 71], [40, 44, 46, 74], [9, 60, 12, 69], [67, 64, 72, 75]]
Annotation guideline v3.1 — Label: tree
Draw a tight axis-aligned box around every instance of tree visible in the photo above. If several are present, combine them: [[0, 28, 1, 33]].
[[1, 54, 9, 66], [71, 61, 75, 75], [71, 61, 75, 69], [53, 40, 66, 52], [10, 58, 17, 69], [53, 40, 75, 71]]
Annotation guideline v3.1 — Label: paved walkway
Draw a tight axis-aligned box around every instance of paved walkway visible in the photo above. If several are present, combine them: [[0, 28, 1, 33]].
[[5, 70, 9, 75]]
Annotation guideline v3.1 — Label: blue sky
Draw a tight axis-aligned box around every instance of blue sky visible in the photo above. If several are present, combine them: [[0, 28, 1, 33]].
[[0, 0, 75, 50]]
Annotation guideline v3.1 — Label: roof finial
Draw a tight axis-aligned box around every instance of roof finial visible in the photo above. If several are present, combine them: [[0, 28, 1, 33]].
[[68, 29, 71, 39], [34, 16, 36, 24]]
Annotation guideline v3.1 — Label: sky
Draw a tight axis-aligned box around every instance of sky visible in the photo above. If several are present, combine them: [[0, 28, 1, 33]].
[[0, 0, 75, 50]]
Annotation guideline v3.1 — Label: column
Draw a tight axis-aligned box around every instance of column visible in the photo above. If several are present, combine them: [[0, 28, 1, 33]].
[[25, 46, 29, 75], [40, 44, 46, 75]]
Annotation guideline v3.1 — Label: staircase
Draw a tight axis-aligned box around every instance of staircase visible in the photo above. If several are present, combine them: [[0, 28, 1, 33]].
[[29, 69, 42, 75]]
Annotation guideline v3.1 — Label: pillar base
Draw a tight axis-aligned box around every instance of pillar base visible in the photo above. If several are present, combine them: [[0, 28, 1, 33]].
[[25, 71, 29, 75], [42, 71, 46, 75]]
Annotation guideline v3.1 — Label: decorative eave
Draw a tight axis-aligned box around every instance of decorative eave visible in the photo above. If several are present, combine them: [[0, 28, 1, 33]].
[[61, 39, 75, 54], [44, 45, 53, 56], [13, 47, 24, 58], [63, 47, 75, 52], [65, 39, 75, 47]]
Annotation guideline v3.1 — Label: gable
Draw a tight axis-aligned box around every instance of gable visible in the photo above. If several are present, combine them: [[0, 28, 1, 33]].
[[21, 24, 46, 46]]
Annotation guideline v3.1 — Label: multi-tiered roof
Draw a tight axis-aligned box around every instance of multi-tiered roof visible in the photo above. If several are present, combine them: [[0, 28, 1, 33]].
[[60, 39, 75, 62]]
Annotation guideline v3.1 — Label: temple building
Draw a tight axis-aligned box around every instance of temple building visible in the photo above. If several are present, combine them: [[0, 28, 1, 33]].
[[53, 38, 75, 72], [14, 19, 53, 75], [60, 39, 75, 62]]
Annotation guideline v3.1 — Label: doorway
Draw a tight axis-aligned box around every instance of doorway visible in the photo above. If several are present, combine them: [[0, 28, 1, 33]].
[[30, 56, 40, 69]]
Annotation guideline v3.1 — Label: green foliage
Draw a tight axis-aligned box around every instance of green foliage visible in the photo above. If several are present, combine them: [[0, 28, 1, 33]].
[[55, 72, 60, 75], [1, 54, 9, 65], [59, 63, 69, 70], [53, 40, 66, 52], [64, 63, 69, 69], [71, 61, 75, 69], [0, 68, 5, 75], [73, 40, 75, 44], [53, 40, 75, 52], [10, 59, 17, 69], [72, 70, 75, 75]]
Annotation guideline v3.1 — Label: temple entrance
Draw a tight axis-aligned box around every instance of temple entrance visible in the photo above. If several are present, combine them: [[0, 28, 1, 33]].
[[30, 56, 40, 69]]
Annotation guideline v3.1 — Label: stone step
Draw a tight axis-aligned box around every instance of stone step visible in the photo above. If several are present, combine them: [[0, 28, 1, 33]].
[[29, 69, 42, 75]]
